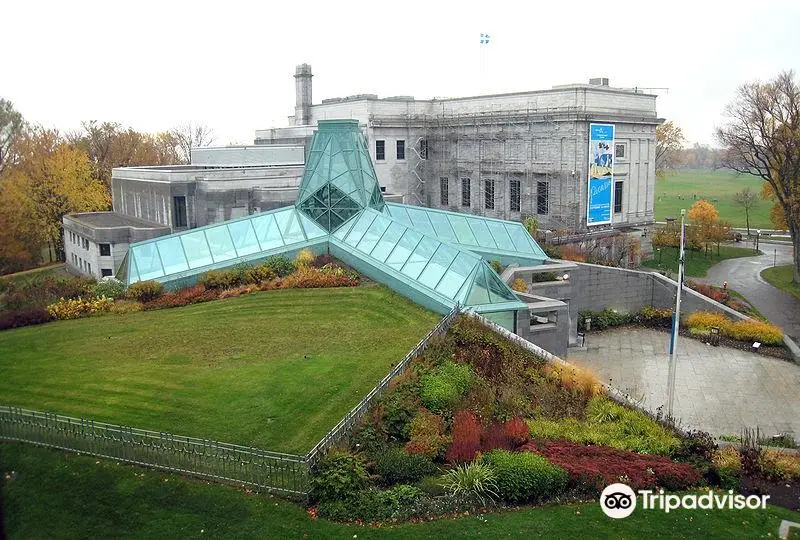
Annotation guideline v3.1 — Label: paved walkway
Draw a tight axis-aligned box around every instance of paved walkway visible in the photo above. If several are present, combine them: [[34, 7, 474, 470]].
[[701, 241, 800, 340], [569, 328, 800, 438]]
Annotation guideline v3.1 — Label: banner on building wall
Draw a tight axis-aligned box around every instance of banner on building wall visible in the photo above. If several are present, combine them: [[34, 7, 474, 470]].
[[587, 123, 615, 226]]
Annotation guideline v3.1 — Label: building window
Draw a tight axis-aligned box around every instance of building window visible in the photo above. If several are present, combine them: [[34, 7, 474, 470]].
[[461, 178, 471, 207], [83, 238, 89, 250], [484, 179, 495, 210], [79, 257, 83, 269], [440, 177, 449, 206], [396, 140, 405, 160], [174, 196, 187, 228], [99, 243, 111, 257], [375, 140, 385, 161], [536, 181, 549, 215], [615, 143, 626, 158], [101, 268, 113, 277], [510, 179, 521, 212], [87, 262, 91, 274], [614, 181, 624, 213]]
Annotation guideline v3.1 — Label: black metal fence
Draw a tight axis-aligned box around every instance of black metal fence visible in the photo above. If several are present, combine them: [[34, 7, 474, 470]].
[[0, 406, 309, 497]]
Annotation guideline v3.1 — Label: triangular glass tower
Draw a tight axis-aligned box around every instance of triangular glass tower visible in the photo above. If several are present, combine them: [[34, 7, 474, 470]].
[[123, 119, 550, 332], [297, 120, 384, 232]]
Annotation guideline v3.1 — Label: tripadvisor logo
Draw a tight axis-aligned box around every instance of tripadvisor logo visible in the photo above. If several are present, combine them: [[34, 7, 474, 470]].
[[600, 483, 771, 518]]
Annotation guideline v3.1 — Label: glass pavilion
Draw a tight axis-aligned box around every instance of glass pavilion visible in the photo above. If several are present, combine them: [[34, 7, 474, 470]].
[[119, 120, 549, 332]]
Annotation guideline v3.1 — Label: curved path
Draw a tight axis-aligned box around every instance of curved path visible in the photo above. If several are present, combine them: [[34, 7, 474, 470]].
[[701, 241, 799, 340]]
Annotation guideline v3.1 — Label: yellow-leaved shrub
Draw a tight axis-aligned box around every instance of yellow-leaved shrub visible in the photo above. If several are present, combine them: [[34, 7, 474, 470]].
[[47, 296, 114, 320]]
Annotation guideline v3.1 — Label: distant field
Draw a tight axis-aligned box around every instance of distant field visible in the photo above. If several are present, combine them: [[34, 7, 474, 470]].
[[655, 169, 773, 229], [0, 286, 439, 453]]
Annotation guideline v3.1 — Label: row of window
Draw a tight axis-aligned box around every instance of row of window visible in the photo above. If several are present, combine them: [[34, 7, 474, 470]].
[[70, 253, 113, 277], [439, 178, 626, 215], [374, 140, 405, 161], [69, 231, 90, 251]]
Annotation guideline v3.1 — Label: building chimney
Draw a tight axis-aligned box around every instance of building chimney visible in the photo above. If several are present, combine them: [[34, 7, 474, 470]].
[[294, 64, 313, 126]]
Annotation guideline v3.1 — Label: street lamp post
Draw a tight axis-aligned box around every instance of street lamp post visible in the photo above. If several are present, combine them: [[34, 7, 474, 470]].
[[667, 209, 686, 419]]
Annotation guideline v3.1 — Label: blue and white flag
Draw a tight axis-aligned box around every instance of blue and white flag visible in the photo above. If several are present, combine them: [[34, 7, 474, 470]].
[[480, 33, 490, 44]]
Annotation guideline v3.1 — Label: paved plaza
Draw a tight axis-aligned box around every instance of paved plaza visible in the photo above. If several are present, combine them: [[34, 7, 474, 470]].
[[569, 327, 800, 438]]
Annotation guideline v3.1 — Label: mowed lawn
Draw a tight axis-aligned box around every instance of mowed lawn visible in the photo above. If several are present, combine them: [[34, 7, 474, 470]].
[[0, 286, 439, 453], [3, 444, 799, 539], [641, 245, 759, 278], [655, 169, 773, 229]]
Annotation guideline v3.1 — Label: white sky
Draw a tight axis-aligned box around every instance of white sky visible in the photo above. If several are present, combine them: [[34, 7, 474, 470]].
[[4, 0, 799, 147]]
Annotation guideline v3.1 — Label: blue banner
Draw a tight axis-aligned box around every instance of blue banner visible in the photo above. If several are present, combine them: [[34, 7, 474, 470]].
[[587, 123, 615, 226]]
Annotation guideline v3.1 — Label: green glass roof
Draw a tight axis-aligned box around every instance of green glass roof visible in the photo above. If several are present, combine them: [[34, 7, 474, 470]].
[[123, 207, 327, 285], [383, 203, 547, 264], [124, 119, 548, 318]]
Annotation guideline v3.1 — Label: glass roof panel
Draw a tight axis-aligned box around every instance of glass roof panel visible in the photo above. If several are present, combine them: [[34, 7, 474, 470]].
[[370, 221, 406, 263], [228, 219, 262, 256], [385, 228, 421, 270], [298, 212, 328, 240], [155, 236, 189, 275], [506, 224, 536, 254], [400, 236, 439, 280], [206, 225, 238, 263], [404, 207, 435, 236], [427, 212, 458, 243], [487, 266, 520, 302], [116, 252, 130, 284], [343, 211, 376, 247], [448, 214, 478, 245], [131, 243, 164, 281], [331, 213, 359, 240], [181, 230, 214, 269], [356, 213, 391, 255], [251, 214, 284, 251], [275, 209, 305, 244], [418, 243, 459, 290], [466, 266, 491, 305], [435, 251, 478, 299], [484, 220, 516, 251], [466, 217, 496, 248]]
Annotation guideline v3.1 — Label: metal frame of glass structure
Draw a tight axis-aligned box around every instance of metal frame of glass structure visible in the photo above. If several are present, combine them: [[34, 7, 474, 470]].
[[121, 120, 548, 330]]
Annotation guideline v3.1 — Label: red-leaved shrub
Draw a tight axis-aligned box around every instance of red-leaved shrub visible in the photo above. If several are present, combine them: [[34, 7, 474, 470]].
[[446, 411, 482, 463], [482, 422, 513, 452], [143, 285, 219, 310], [505, 417, 530, 445], [0, 307, 54, 331], [522, 439, 701, 493]]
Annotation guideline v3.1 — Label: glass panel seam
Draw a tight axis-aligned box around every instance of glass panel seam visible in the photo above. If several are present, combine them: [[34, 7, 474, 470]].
[[249, 219, 264, 252], [271, 214, 285, 245], [201, 229, 215, 263], [177, 236, 191, 271], [130, 252, 142, 285], [432, 250, 461, 292], [398, 233, 426, 274], [382, 227, 407, 265], [225, 224, 240, 259], [154, 244, 166, 276], [294, 211, 309, 241], [483, 221, 501, 248], [462, 218, 484, 247], [368, 218, 393, 256], [414, 242, 442, 283], [347, 212, 377, 246]]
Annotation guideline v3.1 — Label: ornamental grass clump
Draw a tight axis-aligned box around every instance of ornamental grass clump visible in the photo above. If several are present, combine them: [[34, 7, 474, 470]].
[[439, 461, 499, 505]]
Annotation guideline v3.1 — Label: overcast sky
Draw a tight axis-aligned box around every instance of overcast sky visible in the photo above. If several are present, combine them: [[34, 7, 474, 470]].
[[5, 0, 799, 147]]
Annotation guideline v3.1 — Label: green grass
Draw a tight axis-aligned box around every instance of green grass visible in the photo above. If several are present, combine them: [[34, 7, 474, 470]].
[[641, 245, 760, 278], [3, 443, 799, 539], [761, 265, 800, 301], [0, 286, 439, 453], [0, 263, 69, 284], [655, 169, 773, 229]]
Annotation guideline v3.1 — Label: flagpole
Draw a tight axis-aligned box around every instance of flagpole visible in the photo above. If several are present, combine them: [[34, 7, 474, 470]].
[[667, 208, 686, 418]]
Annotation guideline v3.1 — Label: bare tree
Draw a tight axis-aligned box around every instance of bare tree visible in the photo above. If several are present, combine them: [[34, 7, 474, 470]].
[[656, 120, 686, 179], [172, 123, 215, 164], [733, 187, 759, 235], [716, 70, 800, 283], [0, 98, 25, 174]]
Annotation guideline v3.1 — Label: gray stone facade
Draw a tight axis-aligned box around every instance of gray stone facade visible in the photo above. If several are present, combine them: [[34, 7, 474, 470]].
[[256, 65, 661, 236]]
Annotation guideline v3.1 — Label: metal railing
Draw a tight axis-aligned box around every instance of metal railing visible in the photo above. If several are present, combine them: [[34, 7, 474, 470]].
[[305, 304, 461, 466], [0, 305, 463, 495], [0, 407, 309, 497]]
